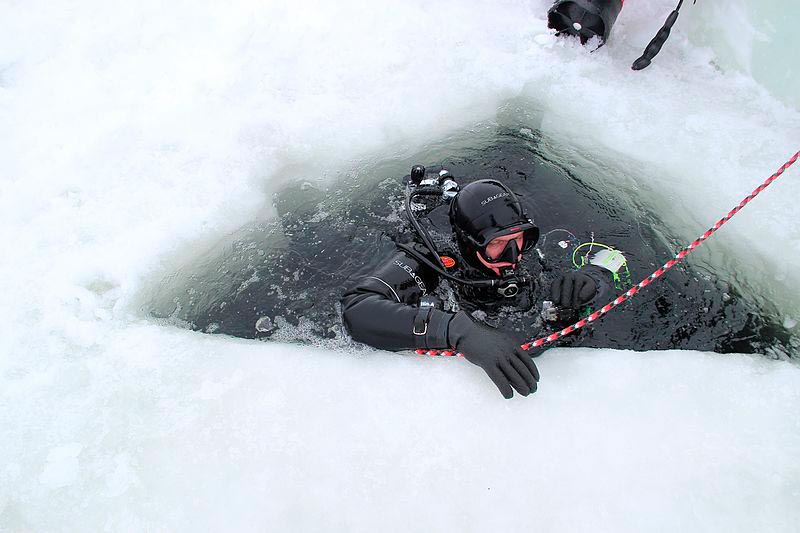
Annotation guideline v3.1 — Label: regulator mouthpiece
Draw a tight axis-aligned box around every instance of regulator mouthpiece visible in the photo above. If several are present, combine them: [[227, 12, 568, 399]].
[[496, 268, 523, 298], [498, 282, 520, 298]]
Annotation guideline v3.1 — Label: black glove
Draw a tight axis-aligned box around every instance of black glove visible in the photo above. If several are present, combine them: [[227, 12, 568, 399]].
[[447, 311, 539, 399], [549, 271, 598, 320]]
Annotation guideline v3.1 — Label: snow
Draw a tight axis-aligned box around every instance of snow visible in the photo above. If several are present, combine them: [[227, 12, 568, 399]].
[[1, 0, 798, 530], [4, 328, 800, 531]]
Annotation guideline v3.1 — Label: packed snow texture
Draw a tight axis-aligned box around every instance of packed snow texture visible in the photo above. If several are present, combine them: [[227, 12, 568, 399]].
[[1, 0, 798, 530]]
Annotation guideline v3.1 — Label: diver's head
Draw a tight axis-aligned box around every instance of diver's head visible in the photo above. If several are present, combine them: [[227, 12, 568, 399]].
[[449, 180, 539, 277]]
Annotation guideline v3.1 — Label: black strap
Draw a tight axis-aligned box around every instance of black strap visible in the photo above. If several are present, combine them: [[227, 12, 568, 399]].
[[413, 306, 434, 349], [631, 0, 696, 71]]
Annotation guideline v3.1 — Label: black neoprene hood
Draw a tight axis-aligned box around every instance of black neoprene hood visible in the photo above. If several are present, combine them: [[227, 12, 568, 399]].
[[449, 180, 539, 251]]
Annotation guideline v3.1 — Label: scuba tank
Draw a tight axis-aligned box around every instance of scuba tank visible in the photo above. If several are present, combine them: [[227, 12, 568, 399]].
[[547, 0, 623, 44]]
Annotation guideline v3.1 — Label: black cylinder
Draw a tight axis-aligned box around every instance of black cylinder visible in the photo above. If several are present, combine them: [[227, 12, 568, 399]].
[[410, 165, 426, 185], [548, 0, 623, 44]]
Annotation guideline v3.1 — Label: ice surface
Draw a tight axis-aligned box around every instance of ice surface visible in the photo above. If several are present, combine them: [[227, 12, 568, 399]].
[[1, 0, 799, 530], [687, 0, 800, 109], [3, 327, 800, 531]]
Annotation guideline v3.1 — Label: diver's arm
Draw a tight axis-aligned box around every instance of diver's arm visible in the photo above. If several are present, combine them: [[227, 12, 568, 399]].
[[340, 250, 452, 351], [343, 249, 540, 398]]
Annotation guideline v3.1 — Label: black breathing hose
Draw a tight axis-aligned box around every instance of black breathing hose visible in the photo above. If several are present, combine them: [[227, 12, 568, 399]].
[[632, 0, 696, 71], [404, 188, 447, 270], [397, 243, 503, 288]]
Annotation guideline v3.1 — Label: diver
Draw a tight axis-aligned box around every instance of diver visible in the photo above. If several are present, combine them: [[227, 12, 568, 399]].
[[341, 166, 623, 398]]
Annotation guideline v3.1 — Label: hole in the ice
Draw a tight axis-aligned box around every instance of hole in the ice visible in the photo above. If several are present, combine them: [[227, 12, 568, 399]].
[[139, 123, 796, 358]]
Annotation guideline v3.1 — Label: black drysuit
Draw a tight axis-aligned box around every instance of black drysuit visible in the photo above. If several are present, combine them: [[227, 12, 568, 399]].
[[341, 242, 615, 352]]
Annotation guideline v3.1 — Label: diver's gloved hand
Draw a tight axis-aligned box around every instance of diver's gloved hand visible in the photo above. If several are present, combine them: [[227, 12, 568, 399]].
[[550, 271, 598, 317], [447, 311, 539, 399]]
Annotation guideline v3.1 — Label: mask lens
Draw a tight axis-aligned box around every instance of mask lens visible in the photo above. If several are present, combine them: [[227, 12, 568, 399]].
[[523, 227, 539, 251], [483, 238, 521, 264]]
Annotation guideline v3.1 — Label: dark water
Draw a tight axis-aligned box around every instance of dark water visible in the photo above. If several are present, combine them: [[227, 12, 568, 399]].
[[145, 127, 795, 357]]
